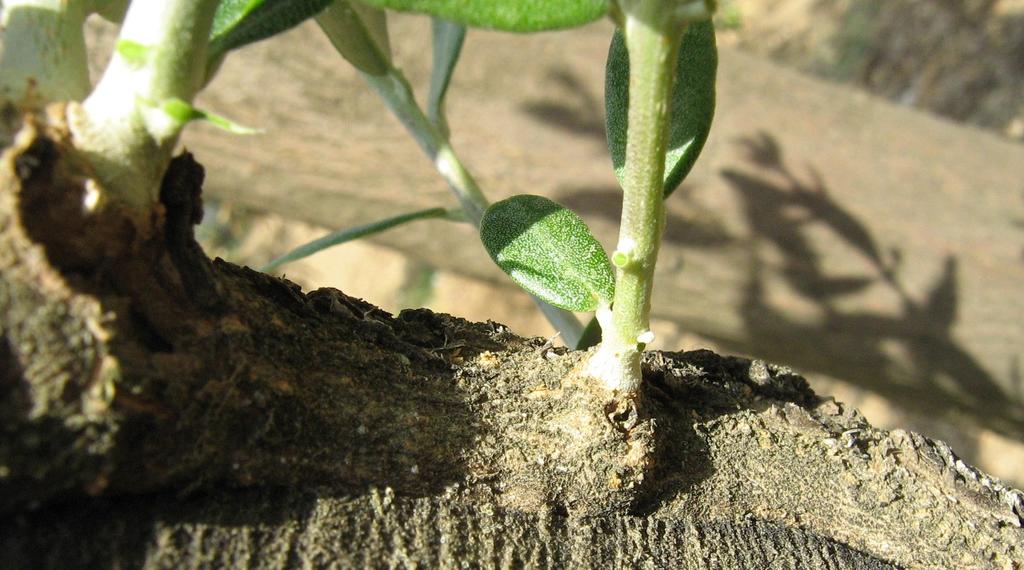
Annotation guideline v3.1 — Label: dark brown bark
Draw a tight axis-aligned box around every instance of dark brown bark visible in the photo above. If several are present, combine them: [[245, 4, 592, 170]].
[[1, 111, 1021, 567]]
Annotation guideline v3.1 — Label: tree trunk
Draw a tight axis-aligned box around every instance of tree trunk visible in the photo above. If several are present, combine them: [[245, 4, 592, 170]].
[[1, 111, 1021, 567]]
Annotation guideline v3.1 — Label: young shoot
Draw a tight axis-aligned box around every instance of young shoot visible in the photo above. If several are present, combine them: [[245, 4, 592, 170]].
[[72, 0, 223, 211], [585, 0, 717, 396], [477, 0, 717, 399], [351, 0, 717, 400], [1, 0, 333, 218]]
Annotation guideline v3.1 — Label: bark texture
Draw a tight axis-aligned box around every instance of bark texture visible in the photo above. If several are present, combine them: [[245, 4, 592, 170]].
[[1, 112, 1023, 568], [3, 488, 896, 569]]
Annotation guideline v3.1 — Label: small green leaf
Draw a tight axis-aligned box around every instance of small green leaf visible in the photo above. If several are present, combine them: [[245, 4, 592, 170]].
[[427, 17, 465, 136], [317, 0, 392, 76], [357, 0, 608, 31], [605, 20, 717, 198], [162, 99, 261, 134], [209, 0, 332, 60], [480, 195, 614, 312], [262, 207, 456, 272], [115, 39, 151, 67]]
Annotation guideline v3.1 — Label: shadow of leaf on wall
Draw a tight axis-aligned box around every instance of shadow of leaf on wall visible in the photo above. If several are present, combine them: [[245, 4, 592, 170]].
[[520, 67, 607, 143], [723, 132, 1017, 435]]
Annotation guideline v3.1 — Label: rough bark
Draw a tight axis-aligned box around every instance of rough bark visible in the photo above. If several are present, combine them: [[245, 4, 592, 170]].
[[2, 489, 897, 569], [1, 112, 1022, 567]]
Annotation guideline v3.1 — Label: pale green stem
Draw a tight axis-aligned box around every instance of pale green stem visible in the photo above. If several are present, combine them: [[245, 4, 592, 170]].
[[362, 70, 488, 224], [589, 6, 686, 395], [0, 0, 90, 104], [363, 69, 585, 346], [71, 0, 220, 211]]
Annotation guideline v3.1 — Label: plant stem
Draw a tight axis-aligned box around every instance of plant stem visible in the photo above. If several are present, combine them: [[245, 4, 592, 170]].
[[363, 69, 585, 346], [589, 4, 686, 395], [71, 0, 220, 211], [0, 0, 90, 104], [362, 71, 488, 224]]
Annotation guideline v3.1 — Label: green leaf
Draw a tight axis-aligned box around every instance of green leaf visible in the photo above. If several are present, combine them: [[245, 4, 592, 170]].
[[161, 98, 261, 134], [262, 207, 456, 272], [605, 20, 717, 198], [357, 0, 608, 32], [427, 17, 465, 136], [317, 0, 392, 76], [115, 39, 151, 67], [209, 0, 332, 60], [480, 195, 614, 312]]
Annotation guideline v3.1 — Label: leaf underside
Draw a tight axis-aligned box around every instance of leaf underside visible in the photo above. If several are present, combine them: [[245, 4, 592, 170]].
[[317, 0, 393, 75], [210, 0, 333, 58], [427, 17, 466, 134], [480, 195, 614, 312], [357, 0, 608, 31], [605, 20, 718, 198]]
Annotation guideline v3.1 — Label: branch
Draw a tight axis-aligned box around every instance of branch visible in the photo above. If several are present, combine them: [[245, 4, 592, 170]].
[[1, 119, 1021, 568], [70, 0, 220, 212], [0, 0, 90, 104]]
